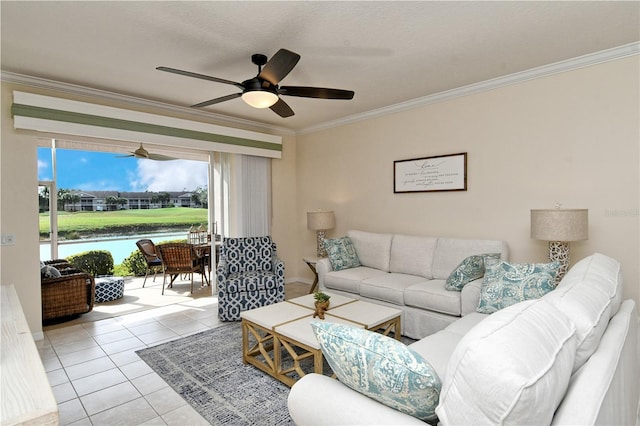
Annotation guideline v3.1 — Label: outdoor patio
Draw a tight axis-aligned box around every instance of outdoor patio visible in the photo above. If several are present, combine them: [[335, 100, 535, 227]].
[[43, 275, 309, 331]]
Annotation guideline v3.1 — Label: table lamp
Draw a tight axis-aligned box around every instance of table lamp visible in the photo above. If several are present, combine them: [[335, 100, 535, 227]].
[[531, 208, 588, 283], [307, 210, 335, 257]]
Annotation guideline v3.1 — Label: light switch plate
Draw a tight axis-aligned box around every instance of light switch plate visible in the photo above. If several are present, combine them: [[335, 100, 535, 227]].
[[1, 235, 16, 246]]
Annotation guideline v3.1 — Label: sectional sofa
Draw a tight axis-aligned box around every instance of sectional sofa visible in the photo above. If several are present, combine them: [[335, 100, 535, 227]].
[[316, 230, 509, 338], [288, 252, 640, 425]]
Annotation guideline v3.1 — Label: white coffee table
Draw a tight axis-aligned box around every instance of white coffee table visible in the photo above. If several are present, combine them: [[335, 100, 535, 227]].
[[240, 293, 402, 386]]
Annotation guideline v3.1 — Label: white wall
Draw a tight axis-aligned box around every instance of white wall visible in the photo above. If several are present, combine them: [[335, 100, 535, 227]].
[[1, 84, 41, 334], [295, 56, 640, 306]]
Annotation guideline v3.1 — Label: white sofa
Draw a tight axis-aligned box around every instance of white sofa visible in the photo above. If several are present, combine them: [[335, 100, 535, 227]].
[[317, 230, 509, 339], [288, 253, 640, 425]]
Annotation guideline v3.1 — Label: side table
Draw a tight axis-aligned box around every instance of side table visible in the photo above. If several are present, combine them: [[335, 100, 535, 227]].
[[302, 256, 321, 294]]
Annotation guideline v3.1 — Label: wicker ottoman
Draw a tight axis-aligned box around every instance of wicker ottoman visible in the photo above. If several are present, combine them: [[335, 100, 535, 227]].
[[94, 276, 125, 303]]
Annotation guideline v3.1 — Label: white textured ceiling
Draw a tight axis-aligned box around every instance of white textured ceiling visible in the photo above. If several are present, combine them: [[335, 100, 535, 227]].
[[1, 1, 639, 132]]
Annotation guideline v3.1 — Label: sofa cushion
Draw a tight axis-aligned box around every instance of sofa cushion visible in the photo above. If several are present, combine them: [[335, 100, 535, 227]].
[[360, 273, 427, 305], [445, 253, 500, 291], [404, 280, 462, 316], [224, 236, 273, 273], [324, 267, 388, 294], [389, 235, 438, 278], [324, 236, 361, 271], [543, 253, 622, 372], [476, 259, 560, 314], [347, 230, 393, 272], [409, 313, 487, 381], [432, 238, 507, 280], [41, 265, 62, 279], [436, 299, 577, 425], [311, 321, 441, 423]]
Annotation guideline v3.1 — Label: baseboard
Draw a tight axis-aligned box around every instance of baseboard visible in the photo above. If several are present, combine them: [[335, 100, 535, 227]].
[[285, 277, 312, 285]]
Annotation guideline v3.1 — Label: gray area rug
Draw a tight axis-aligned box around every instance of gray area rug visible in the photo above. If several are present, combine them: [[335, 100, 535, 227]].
[[136, 323, 293, 425]]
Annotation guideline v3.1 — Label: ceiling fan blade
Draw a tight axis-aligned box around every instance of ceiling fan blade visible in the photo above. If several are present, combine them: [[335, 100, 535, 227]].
[[259, 49, 301, 86], [279, 86, 355, 100], [270, 98, 294, 118], [156, 66, 244, 89], [146, 153, 176, 161], [115, 154, 135, 158], [191, 93, 242, 108]]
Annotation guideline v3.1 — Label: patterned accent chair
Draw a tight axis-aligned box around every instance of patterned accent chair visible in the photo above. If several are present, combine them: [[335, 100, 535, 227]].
[[217, 236, 285, 321]]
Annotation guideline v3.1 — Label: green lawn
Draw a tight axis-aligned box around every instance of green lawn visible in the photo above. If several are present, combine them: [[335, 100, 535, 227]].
[[40, 207, 208, 238]]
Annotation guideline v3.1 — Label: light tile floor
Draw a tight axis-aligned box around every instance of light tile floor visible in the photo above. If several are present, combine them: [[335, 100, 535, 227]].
[[38, 281, 309, 426]]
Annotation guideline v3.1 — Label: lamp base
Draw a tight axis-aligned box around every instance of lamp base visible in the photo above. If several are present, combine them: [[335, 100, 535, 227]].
[[549, 241, 570, 284], [316, 230, 327, 258]]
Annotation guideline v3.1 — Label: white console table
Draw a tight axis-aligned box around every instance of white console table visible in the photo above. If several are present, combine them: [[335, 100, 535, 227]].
[[1, 284, 58, 425]]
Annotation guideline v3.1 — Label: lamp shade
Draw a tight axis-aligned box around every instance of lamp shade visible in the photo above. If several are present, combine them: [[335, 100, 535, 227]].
[[531, 209, 588, 242], [307, 211, 335, 231]]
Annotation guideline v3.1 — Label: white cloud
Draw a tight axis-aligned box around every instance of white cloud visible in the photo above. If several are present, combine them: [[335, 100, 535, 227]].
[[131, 159, 208, 192], [38, 159, 48, 171]]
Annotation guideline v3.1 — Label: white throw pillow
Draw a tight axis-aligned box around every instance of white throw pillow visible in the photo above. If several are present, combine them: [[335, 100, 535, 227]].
[[436, 298, 577, 425], [544, 253, 622, 372]]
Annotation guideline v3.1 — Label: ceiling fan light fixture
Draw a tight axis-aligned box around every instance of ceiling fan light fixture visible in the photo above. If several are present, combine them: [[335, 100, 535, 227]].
[[241, 89, 279, 109]]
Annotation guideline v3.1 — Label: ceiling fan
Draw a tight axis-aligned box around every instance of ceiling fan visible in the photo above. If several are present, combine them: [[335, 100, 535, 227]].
[[116, 144, 176, 161], [157, 48, 355, 118]]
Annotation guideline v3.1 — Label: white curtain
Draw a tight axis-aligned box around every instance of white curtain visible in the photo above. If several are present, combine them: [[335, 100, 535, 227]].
[[234, 155, 271, 237], [213, 152, 231, 238]]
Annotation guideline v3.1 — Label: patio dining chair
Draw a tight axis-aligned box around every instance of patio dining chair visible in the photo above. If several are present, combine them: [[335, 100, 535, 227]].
[[157, 242, 208, 295], [136, 239, 163, 287]]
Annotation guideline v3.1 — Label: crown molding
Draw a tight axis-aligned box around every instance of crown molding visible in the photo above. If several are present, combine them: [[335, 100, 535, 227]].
[[298, 41, 640, 135], [3, 42, 638, 137], [0, 71, 296, 136]]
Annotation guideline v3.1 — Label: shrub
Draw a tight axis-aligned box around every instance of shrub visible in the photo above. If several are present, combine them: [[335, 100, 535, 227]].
[[67, 250, 114, 276], [121, 249, 147, 277], [120, 239, 188, 277]]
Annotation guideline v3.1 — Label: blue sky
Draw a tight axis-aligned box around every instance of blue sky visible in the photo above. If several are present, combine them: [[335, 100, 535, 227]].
[[38, 148, 208, 192]]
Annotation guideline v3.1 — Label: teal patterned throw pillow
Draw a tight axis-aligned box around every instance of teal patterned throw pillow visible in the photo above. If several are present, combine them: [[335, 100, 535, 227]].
[[311, 321, 441, 423], [323, 236, 361, 271], [476, 260, 560, 314], [445, 253, 501, 291]]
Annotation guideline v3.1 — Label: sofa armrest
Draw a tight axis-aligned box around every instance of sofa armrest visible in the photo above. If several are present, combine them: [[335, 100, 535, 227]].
[[272, 257, 285, 281], [216, 258, 229, 284], [316, 257, 333, 289], [461, 278, 483, 316], [288, 374, 425, 425]]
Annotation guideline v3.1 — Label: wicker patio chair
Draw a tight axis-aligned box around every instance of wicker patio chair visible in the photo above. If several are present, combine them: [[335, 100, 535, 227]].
[[41, 271, 95, 322], [157, 242, 208, 295], [136, 239, 164, 286]]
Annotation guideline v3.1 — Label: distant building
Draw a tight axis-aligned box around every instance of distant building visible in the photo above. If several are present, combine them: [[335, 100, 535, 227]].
[[64, 191, 200, 211]]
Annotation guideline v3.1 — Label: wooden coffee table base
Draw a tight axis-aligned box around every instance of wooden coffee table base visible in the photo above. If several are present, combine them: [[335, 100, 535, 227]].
[[275, 335, 325, 387], [241, 296, 402, 387], [242, 319, 277, 376]]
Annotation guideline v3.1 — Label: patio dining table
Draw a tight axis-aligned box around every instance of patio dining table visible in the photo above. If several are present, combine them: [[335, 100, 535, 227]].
[[192, 241, 221, 284]]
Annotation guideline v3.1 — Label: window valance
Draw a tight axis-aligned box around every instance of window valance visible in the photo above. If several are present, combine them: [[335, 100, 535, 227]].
[[11, 91, 282, 159]]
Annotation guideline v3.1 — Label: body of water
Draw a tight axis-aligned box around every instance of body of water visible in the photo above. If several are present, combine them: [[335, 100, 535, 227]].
[[40, 232, 186, 264]]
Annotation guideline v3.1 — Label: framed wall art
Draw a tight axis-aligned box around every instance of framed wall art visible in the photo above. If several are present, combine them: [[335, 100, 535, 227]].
[[394, 152, 467, 193]]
